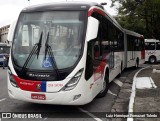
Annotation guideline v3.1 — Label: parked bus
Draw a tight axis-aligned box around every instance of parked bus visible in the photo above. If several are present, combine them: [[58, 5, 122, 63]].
[[7, 2, 144, 105], [145, 39, 160, 63], [0, 43, 10, 65], [124, 29, 145, 68]]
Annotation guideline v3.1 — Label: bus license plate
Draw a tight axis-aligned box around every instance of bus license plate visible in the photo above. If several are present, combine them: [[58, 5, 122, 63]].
[[31, 94, 46, 100]]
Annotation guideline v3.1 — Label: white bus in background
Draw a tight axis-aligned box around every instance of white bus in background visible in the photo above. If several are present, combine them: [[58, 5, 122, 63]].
[[145, 39, 160, 63], [7, 2, 144, 105], [124, 29, 145, 68]]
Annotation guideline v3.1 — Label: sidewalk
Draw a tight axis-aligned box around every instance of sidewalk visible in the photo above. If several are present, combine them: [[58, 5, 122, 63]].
[[110, 64, 160, 121], [111, 67, 139, 121], [134, 65, 160, 121]]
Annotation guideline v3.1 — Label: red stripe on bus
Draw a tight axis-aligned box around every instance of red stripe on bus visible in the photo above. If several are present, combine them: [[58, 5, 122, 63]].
[[141, 50, 145, 59], [94, 55, 108, 82], [94, 61, 106, 82], [88, 8, 106, 17], [13, 75, 42, 92]]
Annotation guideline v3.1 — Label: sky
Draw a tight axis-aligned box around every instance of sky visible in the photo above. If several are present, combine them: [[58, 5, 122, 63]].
[[0, 0, 117, 28]]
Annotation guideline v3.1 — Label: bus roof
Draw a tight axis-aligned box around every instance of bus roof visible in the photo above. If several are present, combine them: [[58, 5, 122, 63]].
[[124, 29, 143, 37], [22, 2, 100, 12], [145, 39, 160, 42], [20, 2, 123, 31]]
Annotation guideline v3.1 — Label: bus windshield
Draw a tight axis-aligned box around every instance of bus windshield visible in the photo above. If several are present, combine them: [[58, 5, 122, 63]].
[[12, 11, 86, 70]]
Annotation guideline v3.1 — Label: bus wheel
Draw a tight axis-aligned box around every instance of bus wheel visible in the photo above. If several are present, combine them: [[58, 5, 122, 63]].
[[97, 74, 109, 98], [135, 58, 139, 68], [149, 56, 156, 64]]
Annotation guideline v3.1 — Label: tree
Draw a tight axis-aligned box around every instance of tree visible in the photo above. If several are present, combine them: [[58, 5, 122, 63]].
[[111, 0, 160, 40]]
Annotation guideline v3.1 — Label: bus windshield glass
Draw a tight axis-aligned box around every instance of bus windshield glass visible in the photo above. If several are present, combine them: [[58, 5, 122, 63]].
[[12, 11, 86, 70]]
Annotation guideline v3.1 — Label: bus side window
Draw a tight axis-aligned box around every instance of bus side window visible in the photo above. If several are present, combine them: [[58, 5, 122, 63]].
[[156, 42, 160, 50], [148, 42, 155, 50], [145, 42, 149, 50], [145, 42, 155, 50], [94, 43, 100, 60], [85, 40, 94, 80], [92, 22, 102, 61]]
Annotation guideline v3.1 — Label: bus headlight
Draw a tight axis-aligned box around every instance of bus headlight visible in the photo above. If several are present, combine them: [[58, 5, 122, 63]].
[[9, 74, 18, 88], [8, 67, 19, 88], [9, 74, 19, 88], [62, 68, 84, 91]]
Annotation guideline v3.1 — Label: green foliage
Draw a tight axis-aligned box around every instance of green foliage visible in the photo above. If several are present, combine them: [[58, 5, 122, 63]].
[[110, 0, 160, 40]]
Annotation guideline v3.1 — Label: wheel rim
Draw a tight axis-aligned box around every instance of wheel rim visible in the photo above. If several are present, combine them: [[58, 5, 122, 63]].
[[150, 58, 155, 63]]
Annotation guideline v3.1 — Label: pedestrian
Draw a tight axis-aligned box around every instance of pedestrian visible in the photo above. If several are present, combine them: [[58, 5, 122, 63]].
[[3, 55, 7, 69]]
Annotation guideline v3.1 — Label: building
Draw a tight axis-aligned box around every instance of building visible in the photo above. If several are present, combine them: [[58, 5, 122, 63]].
[[0, 25, 10, 45]]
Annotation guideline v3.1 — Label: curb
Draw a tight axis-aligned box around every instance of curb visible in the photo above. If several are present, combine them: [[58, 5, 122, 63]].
[[127, 66, 149, 121]]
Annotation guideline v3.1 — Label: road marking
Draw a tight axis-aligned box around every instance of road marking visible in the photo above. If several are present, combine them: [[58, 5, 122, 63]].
[[149, 77, 157, 88], [78, 108, 103, 121], [44, 118, 47, 120], [136, 77, 157, 89], [0, 98, 6, 102], [153, 69, 160, 73], [113, 79, 123, 87], [108, 90, 117, 96], [127, 66, 149, 121]]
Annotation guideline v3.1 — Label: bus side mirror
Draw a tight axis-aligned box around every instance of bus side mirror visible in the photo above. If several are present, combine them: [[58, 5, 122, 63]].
[[86, 17, 99, 42], [7, 19, 17, 42]]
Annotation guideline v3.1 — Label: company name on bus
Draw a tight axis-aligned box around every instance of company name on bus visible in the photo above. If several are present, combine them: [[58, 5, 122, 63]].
[[20, 82, 34, 86], [29, 74, 50, 78]]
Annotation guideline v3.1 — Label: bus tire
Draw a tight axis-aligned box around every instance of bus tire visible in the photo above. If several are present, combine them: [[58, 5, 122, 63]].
[[97, 72, 109, 98], [135, 58, 139, 68], [149, 56, 156, 64]]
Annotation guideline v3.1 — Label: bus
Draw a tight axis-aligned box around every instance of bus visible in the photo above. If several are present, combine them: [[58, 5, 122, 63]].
[[124, 29, 145, 68], [0, 43, 10, 65], [145, 39, 160, 63], [7, 2, 144, 105]]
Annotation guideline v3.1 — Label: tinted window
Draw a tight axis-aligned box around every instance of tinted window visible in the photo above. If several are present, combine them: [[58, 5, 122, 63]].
[[156, 42, 160, 50], [127, 35, 136, 51], [145, 42, 155, 50]]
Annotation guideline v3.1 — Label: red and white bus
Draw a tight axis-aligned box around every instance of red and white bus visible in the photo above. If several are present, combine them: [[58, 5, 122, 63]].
[[8, 2, 144, 105], [145, 39, 160, 63], [124, 29, 145, 68]]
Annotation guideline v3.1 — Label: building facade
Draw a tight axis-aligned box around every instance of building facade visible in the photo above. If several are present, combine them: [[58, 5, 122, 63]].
[[0, 25, 10, 46]]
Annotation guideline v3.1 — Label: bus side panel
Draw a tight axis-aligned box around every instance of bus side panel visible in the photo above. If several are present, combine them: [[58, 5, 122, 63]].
[[145, 50, 156, 61], [109, 51, 124, 82]]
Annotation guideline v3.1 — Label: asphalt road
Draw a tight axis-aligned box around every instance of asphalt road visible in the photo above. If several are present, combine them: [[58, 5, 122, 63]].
[[0, 66, 143, 121]]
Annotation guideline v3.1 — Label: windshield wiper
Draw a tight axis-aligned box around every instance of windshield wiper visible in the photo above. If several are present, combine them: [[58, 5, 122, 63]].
[[37, 32, 43, 59], [44, 32, 60, 79], [21, 32, 43, 73]]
